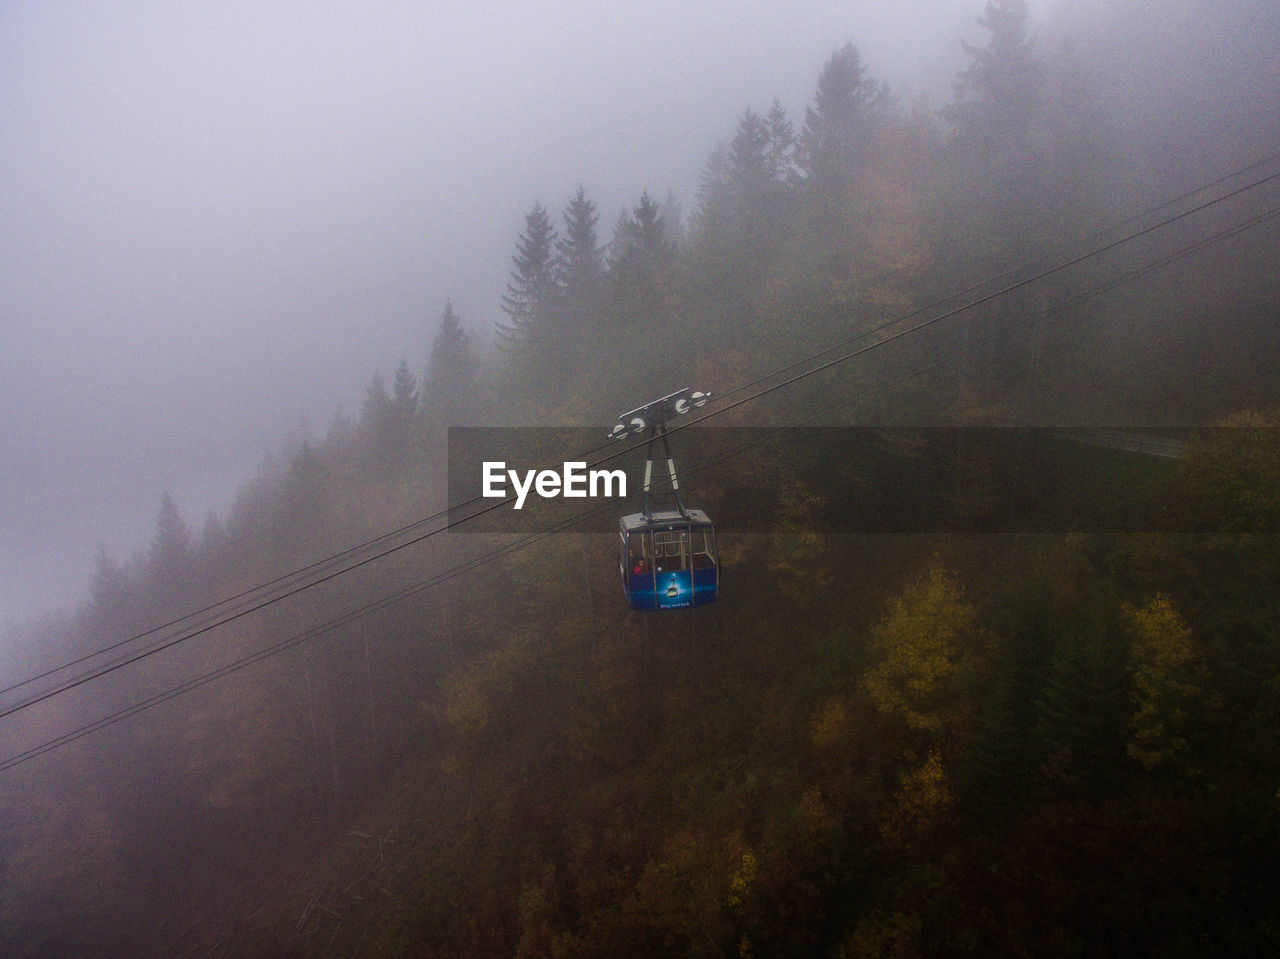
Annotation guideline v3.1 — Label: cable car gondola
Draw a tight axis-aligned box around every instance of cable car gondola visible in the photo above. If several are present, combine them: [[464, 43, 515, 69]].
[[611, 389, 718, 610]]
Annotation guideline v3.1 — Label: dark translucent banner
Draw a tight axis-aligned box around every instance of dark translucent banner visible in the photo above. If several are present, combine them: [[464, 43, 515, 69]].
[[445, 426, 1269, 534]]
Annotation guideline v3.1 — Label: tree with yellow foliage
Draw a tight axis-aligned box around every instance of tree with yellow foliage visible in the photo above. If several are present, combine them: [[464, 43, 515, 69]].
[[1125, 595, 1207, 776], [863, 566, 979, 738]]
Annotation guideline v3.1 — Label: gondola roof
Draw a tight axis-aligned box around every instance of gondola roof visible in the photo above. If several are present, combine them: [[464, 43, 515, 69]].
[[619, 509, 713, 533]]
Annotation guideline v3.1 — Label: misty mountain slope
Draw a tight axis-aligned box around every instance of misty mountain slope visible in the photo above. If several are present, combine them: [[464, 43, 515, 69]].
[[4, 2, 1280, 955], [160, 497, 1280, 957]]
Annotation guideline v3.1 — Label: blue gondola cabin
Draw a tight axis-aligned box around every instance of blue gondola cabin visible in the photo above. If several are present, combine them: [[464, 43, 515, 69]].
[[619, 509, 718, 610]]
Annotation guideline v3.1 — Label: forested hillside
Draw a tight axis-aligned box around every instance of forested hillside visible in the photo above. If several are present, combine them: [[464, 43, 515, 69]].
[[3, 2, 1280, 955]]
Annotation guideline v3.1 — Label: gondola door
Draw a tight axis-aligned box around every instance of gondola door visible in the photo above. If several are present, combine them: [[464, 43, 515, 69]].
[[651, 526, 692, 609]]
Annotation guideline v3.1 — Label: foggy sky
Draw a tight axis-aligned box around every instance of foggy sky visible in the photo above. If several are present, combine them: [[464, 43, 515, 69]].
[[1, 0, 990, 629], [5, 0, 1276, 632]]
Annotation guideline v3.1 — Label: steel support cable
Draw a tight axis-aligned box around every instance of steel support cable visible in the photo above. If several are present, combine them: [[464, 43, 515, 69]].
[[3, 200, 1275, 772], [0, 499, 623, 773], [464, 154, 1280, 481], [824, 203, 1280, 426], [0, 484, 534, 721], [4, 157, 1278, 720], [656, 171, 1280, 444], [631, 202, 1280, 517], [11, 150, 1277, 705], [0, 500, 461, 700], [701, 149, 1280, 411]]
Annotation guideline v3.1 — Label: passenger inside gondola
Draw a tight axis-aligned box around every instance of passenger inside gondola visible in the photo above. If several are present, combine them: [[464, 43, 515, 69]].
[[627, 535, 648, 573]]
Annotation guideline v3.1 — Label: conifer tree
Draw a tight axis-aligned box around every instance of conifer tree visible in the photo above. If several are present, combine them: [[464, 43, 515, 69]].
[[723, 104, 796, 280], [149, 492, 194, 606], [91, 544, 125, 610], [1032, 625, 1129, 798], [940, 0, 1048, 401], [657, 190, 687, 253], [693, 144, 731, 243], [695, 101, 793, 257], [790, 43, 894, 302], [607, 191, 677, 336], [277, 439, 331, 548], [764, 98, 797, 183], [945, 0, 1044, 148], [940, 0, 1046, 223], [359, 372, 400, 471], [383, 358, 422, 467], [149, 492, 192, 575], [90, 544, 134, 631], [555, 187, 605, 370], [424, 300, 481, 430], [609, 191, 675, 286], [727, 107, 771, 200], [195, 511, 230, 580], [556, 187, 604, 311], [198, 511, 228, 555], [959, 696, 1031, 825], [359, 372, 392, 435], [391, 359, 419, 421], [797, 43, 889, 186], [498, 202, 559, 380]]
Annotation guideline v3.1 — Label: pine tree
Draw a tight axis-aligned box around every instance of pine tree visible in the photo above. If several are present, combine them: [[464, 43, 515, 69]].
[[91, 544, 124, 609], [764, 98, 797, 183], [90, 544, 134, 631], [383, 358, 422, 468], [960, 694, 1032, 825], [727, 104, 796, 282], [277, 439, 332, 549], [796, 44, 889, 186], [790, 44, 894, 299], [498, 202, 559, 381], [609, 191, 675, 287], [555, 187, 605, 372], [1032, 624, 1130, 799], [607, 191, 677, 336], [149, 492, 192, 574], [939, 0, 1046, 223], [657, 190, 687, 253], [945, 0, 1044, 148], [359, 372, 399, 472], [198, 511, 228, 555], [391, 359, 419, 422], [149, 492, 194, 605], [693, 144, 732, 244], [359, 372, 392, 435], [939, 0, 1049, 402], [695, 102, 793, 254], [424, 300, 481, 430], [556, 187, 604, 310], [727, 107, 771, 202], [196, 511, 230, 580]]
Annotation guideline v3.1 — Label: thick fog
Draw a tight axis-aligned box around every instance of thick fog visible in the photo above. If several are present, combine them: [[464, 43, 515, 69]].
[[3, 0, 1277, 632], [3, 1, 1280, 954], [0, 0, 988, 631]]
